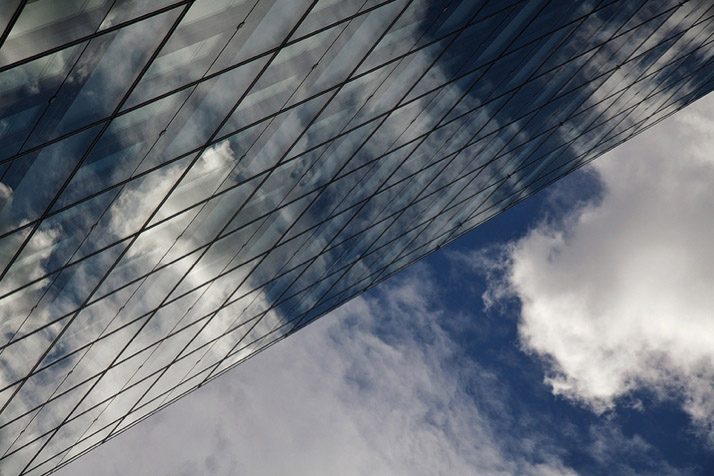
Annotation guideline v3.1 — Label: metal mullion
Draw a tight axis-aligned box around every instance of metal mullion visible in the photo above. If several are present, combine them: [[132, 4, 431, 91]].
[[531, 3, 678, 98], [638, 40, 714, 109], [1, 0, 700, 384], [335, 225, 466, 308], [0, 91, 382, 242], [0, 157, 554, 440], [0, 10, 696, 338], [154, 58, 427, 379], [505, 103, 668, 205], [197, 1, 554, 371], [0, 0, 579, 213], [320, 132, 584, 300], [61, 0, 355, 381], [111, 0, 417, 433], [0, 0, 618, 248], [587, 3, 714, 128], [285, 134, 507, 320], [0, 4, 137, 356], [41, 372, 203, 475], [464, 74, 709, 231], [239, 169, 464, 312], [372, 188, 509, 283], [17, 0, 320, 467], [298, 240, 429, 326], [0, 4, 197, 471], [297, 32, 628, 237], [47, 0, 323, 451], [287, 181, 500, 318], [250, 0, 553, 349], [279, 0, 570, 333], [0, 115, 415, 312], [2, 8, 126, 193], [318, 1, 685, 204], [637, 3, 714, 81], [0, 0, 26, 52], [286, 87, 524, 309], [22, 17, 412, 432], [174, 211, 424, 362], [261, 2, 458, 226], [200, 0, 495, 383], [0, 0, 634, 212], [0, 40, 432, 298], [0, 0, 306, 372], [467, 104, 639, 228], [485, 68, 714, 228], [229, 5, 486, 331], [275, 4, 547, 316], [306, 215, 476, 325], [2, 174, 380, 358], [0, 0, 195, 412], [27, 270, 335, 457], [537, 21, 714, 146], [28, 355, 221, 475], [172, 0, 418, 293], [294, 175, 537, 323], [0, 0, 403, 173], [0, 4, 120, 185], [644, 29, 714, 114], [594, 28, 714, 110], [471, 0, 694, 216], [445, 1, 696, 229], [647, 64, 714, 117], [14, 293, 271, 436], [18, 0, 644, 454], [341, 146, 503, 290], [437, 3, 710, 142], [0, 309, 217, 435], [74, 1, 369, 441], [0, 5, 192, 286], [274, 81, 714, 322], [8, 3, 712, 464], [28, 381, 174, 474], [212, 173, 461, 314], [2, 372, 138, 470], [1, 163, 432, 378], [185, 257, 388, 374], [3, 0, 268, 355], [0, 1, 191, 74], [518, 15, 714, 201], [287, 196, 432, 323], [447, 0, 623, 189]]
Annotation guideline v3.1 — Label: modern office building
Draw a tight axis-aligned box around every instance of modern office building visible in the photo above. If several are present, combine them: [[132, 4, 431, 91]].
[[1, 0, 713, 473]]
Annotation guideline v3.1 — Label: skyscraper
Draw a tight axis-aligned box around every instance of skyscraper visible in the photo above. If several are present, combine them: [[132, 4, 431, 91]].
[[1, 0, 713, 473]]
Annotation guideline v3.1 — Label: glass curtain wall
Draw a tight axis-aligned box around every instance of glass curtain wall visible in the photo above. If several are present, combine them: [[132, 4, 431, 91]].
[[1, 0, 714, 473]]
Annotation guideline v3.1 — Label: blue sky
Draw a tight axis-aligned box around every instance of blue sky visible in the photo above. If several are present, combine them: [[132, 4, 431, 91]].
[[56, 91, 714, 476], [4, 2, 714, 473]]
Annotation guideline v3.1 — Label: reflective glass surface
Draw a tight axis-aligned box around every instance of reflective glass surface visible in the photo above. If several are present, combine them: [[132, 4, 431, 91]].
[[2, 0, 714, 473]]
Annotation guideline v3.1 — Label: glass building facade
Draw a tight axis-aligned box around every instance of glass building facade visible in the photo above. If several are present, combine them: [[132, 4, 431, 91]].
[[1, 0, 714, 473]]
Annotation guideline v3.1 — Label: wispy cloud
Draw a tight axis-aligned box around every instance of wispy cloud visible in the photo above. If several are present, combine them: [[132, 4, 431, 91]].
[[5, 2, 714, 472], [57, 265, 577, 476], [0, 3, 510, 469]]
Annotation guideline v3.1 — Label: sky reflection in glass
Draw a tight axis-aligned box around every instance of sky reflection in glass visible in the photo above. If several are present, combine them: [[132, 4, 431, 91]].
[[1, 0, 714, 474]]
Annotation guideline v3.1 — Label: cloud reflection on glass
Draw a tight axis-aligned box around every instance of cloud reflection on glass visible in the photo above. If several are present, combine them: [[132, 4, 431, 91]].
[[1, 0, 714, 474]]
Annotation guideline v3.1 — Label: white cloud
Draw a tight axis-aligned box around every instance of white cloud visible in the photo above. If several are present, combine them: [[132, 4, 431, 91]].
[[9, 3, 713, 472], [493, 93, 714, 435], [0, 183, 11, 209], [55, 267, 576, 476]]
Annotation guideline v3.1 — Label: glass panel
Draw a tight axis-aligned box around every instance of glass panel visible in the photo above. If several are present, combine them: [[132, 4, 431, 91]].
[[2, 1, 714, 469], [1, 0, 112, 67]]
